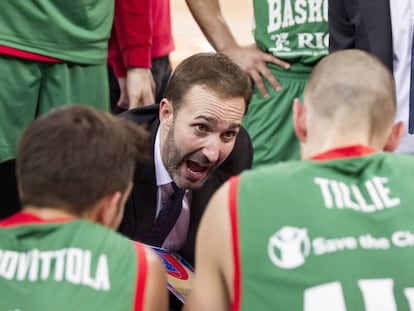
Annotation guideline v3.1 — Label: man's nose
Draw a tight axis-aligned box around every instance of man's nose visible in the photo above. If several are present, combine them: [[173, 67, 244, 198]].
[[202, 137, 221, 163]]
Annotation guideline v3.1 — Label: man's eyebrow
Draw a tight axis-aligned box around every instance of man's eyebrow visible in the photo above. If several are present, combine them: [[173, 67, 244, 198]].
[[194, 115, 217, 125], [194, 116, 241, 130]]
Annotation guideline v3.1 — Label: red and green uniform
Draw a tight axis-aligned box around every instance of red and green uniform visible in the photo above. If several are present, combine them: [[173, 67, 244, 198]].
[[243, 0, 328, 167], [230, 146, 414, 310], [0, 0, 114, 63], [0, 0, 114, 162], [0, 212, 148, 311]]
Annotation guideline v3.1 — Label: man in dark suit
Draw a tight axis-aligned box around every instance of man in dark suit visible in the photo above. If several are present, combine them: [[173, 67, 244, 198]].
[[118, 52, 253, 266], [328, 0, 393, 70], [328, 0, 414, 154]]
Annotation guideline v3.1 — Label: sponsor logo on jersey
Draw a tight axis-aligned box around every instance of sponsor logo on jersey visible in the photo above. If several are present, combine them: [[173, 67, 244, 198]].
[[268, 226, 414, 269], [267, 0, 328, 32], [263, 0, 329, 57], [268, 226, 311, 269]]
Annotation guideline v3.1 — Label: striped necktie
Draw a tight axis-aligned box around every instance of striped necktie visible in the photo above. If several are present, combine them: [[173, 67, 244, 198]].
[[146, 182, 185, 247]]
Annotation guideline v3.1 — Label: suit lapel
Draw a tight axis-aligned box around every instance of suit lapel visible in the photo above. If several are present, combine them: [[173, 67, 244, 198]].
[[134, 120, 159, 239], [119, 120, 159, 241]]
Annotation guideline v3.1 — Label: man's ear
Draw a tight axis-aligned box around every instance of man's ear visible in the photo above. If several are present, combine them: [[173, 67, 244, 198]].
[[96, 192, 122, 228], [159, 98, 174, 127], [293, 98, 307, 143], [384, 121, 404, 152]]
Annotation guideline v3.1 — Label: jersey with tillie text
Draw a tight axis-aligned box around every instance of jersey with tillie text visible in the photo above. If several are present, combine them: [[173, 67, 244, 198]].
[[231, 150, 414, 310]]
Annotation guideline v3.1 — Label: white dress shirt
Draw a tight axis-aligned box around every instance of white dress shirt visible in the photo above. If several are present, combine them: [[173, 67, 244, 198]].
[[154, 128, 191, 250], [390, 0, 414, 154]]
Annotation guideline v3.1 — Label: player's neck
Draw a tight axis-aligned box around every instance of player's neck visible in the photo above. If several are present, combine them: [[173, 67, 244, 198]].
[[23, 205, 77, 220], [303, 138, 375, 160]]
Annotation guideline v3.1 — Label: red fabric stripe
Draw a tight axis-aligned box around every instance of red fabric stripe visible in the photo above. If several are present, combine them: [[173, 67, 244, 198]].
[[0, 45, 60, 62], [229, 176, 241, 311], [133, 242, 148, 311], [0, 212, 72, 227], [311, 145, 376, 161]]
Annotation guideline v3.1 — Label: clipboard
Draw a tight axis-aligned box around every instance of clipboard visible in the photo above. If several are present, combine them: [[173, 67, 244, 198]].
[[149, 246, 195, 303]]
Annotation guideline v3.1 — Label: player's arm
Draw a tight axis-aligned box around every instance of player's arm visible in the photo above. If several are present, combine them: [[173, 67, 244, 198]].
[[142, 247, 169, 311], [112, 0, 155, 109], [183, 182, 234, 311], [185, 0, 290, 97], [185, 0, 237, 54]]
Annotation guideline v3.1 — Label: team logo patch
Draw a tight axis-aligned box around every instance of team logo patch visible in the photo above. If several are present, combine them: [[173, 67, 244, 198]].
[[267, 226, 311, 269]]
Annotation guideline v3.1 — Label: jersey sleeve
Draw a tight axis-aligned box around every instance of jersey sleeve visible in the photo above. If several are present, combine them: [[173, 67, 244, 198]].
[[132, 241, 148, 311], [108, 0, 153, 77], [229, 176, 242, 311]]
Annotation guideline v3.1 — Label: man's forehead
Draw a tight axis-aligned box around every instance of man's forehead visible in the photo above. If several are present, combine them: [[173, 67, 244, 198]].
[[182, 85, 244, 110], [182, 98, 244, 124]]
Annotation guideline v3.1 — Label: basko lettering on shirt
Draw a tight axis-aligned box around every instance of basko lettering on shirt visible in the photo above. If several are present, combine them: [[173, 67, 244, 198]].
[[314, 176, 401, 212], [267, 0, 328, 32], [0, 248, 110, 291], [267, 226, 414, 270], [266, 0, 328, 56]]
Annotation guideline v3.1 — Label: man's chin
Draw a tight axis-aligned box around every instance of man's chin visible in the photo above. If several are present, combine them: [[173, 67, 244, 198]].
[[175, 174, 208, 190]]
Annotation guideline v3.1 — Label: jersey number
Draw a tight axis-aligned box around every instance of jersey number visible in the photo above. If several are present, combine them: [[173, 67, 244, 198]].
[[304, 279, 414, 310]]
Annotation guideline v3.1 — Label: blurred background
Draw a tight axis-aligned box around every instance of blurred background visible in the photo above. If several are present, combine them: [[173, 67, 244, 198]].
[[170, 0, 254, 67]]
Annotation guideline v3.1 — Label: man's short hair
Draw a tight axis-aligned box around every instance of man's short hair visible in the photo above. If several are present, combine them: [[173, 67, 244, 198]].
[[17, 105, 148, 214], [164, 52, 252, 114]]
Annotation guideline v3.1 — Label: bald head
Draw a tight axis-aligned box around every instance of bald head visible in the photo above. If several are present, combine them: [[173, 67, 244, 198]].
[[303, 49, 396, 148]]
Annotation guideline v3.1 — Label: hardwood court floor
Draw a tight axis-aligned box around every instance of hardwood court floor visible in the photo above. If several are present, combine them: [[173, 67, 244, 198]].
[[170, 0, 254, 67]]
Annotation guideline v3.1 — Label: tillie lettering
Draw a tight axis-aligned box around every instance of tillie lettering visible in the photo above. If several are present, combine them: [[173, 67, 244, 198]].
[[314, 176, 400, 212]]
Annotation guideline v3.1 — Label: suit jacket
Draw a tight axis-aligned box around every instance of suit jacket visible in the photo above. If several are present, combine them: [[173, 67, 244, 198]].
[[328, 0, 393, 71], [118, 105, 253, 265]]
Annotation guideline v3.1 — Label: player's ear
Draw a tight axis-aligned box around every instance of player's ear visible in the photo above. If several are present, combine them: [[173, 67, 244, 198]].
[[384, 121, 404, 152], [96, 191, 123, 229], [159, 98, 174, 128], [293, 98, 307, 143]]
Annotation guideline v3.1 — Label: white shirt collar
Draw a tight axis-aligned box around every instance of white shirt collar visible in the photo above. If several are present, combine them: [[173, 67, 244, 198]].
[[154, 127, 173, 187], [154, 128, 191, 251]]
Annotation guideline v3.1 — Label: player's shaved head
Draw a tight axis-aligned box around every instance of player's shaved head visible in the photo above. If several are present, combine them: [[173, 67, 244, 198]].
[[304, 49, 396, 141]]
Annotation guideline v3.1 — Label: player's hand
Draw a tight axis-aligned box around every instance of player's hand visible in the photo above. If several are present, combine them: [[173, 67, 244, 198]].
[[126, 67, 156, 109], [222, 44, 290, 98], [116, 77, 129, 110]]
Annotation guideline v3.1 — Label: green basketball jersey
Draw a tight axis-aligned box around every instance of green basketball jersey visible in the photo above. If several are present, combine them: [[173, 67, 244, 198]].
[[253, 0, 328, 70], [0, 0, 114, 64], [242, 0, 329, 168], [231, 148, 414, 310], [0, 213, 146, 310]]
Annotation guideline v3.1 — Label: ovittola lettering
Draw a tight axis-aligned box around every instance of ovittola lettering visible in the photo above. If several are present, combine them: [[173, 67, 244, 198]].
[[0, 248, 110, 291]]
